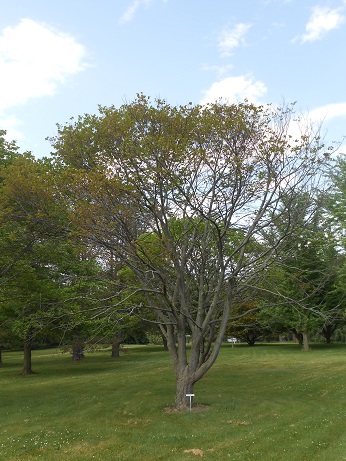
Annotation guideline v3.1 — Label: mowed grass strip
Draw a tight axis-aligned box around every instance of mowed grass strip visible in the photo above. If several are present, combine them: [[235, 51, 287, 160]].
[[1, 343, 345, 461]]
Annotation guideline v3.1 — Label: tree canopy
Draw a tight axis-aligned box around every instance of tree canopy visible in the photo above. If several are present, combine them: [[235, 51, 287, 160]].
[[48, 95, 331, 408]]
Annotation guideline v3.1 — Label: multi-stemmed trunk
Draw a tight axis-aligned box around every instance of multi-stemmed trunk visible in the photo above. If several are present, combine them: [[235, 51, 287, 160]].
[[164, 297, 231, 410], [320, 324, 337, 344], [175, 365, 195, 409], [171, 326, 196, 410]]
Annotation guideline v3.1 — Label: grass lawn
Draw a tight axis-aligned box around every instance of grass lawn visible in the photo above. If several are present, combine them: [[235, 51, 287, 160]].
[[1, 343, 345, 461]]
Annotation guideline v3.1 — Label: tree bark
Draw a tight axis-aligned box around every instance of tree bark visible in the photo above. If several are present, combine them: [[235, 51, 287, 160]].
[[166, 289, 232, 410], [175, 365, 195, 410], [160, 332, 168, 350], [23, 335, 33, 375], [246, 333, 256, 346], [302, 331, 310, 351], [72, 337, 85, 360], [292, 329, 303, 348], [111, 332, 122, 357], [320, 324, 336, 344]]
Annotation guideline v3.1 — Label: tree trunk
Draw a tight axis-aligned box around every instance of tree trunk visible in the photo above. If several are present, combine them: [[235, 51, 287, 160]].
[[161, 333, 168, 350], [292, 329, 303, 348], [72, 337, 85, 360], [163, 282, 232, 410], [174, 365, 195, 410], [111, 332, 122, 357], [302, 331, 310, 351], [164, 321, 194, 410], [23, 336, 33, 375], [246, 334, 256, 346], [320, 324, 336, 344]]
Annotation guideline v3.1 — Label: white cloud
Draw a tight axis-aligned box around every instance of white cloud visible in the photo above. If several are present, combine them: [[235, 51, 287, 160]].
[[262, 0, 293, 4], [0, 18, 87, 141], [0, 18, 87, 114], [202, 63, 234, 78], [335, 141, 346, 155], [0, 114, 23, 142], [119, 0, 153, 24], [300, 6, 345, 43], [286, 103, 346, 155], [308, 102, 346, 122], [218, 23, 252, 56], [308, 102, 346, 149], [201, 75, 267, 105]]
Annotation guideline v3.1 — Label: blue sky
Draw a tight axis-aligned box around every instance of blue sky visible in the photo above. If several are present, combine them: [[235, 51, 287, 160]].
[[1, 0, 346, 157]]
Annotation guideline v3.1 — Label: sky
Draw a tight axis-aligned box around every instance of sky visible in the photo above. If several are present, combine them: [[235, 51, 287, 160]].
[[1, 0, 346, 157]]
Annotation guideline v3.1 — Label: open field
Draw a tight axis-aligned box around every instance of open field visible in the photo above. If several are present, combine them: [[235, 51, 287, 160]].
[[1, 343, 345, 461]]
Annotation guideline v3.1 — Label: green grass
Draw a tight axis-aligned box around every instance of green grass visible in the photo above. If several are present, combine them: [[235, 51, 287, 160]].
[[1, 343, 345, 461]]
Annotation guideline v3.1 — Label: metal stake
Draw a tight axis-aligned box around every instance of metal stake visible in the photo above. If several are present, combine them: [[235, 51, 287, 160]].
[[186, 393, 195, 412]]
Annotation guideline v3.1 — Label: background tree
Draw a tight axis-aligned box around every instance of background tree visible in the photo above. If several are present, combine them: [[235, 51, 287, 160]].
[[0, 152, 104, 373], [226, 300, 268, 346], [258, 206, 345, 348], [0, 131, 30, 281]]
